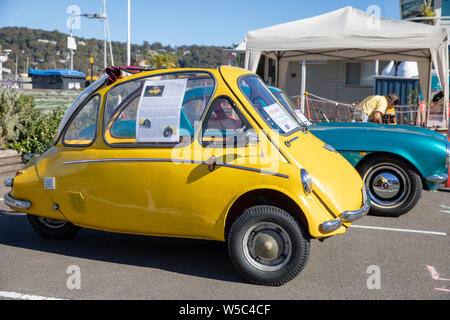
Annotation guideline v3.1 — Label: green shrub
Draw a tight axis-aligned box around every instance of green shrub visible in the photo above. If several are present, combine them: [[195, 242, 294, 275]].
[[0, 88, 64, 155]]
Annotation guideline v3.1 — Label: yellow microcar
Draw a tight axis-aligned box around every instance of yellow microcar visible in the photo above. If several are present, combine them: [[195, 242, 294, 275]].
[[4, 66, 369, 286]]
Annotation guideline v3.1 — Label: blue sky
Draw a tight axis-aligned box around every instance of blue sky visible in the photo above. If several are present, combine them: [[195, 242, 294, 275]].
[[0, 0, 401, 46]]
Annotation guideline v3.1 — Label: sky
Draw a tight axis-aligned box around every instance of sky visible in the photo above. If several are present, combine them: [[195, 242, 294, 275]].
[[0, 0, 401, 46]]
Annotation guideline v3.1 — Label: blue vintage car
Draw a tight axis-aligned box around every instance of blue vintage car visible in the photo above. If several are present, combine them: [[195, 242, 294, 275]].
[[270, 87, 449, 217]]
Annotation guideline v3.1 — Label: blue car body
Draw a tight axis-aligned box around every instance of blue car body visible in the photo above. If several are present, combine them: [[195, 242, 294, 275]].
[[269, 87, 449, 192]]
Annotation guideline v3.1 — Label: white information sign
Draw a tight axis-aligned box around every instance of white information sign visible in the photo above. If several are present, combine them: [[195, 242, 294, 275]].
[[136, 78, 187, 143], [67, 36, 77, 50], [264, 103, 299, 132]]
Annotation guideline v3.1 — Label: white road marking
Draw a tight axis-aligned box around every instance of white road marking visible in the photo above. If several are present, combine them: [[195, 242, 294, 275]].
[[0, 291, 65, 300], [350, 224, 447, 236]]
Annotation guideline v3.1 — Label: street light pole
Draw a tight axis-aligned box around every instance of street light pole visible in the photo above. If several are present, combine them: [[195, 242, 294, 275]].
[[69, 15, 75, 70], [68, 12, 108, 70], [127, 0, 131, 66], [103, 0, 107, 69]]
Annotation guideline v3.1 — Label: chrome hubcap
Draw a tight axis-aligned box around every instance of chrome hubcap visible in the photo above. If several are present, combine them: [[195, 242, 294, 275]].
[[372, 172, 400, 199], [365, 164, 409, 208], [38, 217, 67, 229], [242, 222, 292, 272]]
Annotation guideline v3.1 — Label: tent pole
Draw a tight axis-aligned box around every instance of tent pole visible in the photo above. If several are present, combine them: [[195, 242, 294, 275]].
[[276, 53, 280, 87], [300, 60, 306, 113]]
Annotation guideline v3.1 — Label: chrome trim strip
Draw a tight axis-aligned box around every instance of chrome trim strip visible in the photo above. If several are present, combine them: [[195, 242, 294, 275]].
[[4, 193, 31, 210], [63, 158, 289, 179], [323, 143, 337, 152], [4, 178, 13, 188], [426, 174, 448, 183]]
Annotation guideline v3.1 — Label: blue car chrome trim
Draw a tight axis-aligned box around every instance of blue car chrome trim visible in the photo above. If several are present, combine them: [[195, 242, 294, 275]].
[[4, 193, 31, 210], [63, 158, 289, 179], [426, 174, 448, 183]]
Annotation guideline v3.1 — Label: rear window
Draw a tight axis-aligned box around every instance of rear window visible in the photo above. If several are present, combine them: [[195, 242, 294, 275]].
[[55, 75, 108, 143]]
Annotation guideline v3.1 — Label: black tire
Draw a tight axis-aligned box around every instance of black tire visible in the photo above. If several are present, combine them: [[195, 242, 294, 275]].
[[27, 214, 81, 240], [356, 154, 422, 217], [227, 205, 310, 286]]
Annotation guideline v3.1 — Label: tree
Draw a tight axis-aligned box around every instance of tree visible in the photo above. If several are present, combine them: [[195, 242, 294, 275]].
[[145, 52, 178, 68], [418, 0, 435, 25]]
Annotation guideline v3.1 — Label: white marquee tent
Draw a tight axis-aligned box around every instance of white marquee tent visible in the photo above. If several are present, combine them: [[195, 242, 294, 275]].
[[244, 6, 449, 133]]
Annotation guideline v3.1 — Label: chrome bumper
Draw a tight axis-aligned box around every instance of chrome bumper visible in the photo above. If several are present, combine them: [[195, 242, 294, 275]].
[[426, 174, 448, 183], [321, 187, 370, 233], [3, 193, 31, 210]]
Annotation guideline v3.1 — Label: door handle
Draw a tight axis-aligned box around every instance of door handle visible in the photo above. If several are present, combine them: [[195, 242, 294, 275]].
[[207, 156, 216, 172]]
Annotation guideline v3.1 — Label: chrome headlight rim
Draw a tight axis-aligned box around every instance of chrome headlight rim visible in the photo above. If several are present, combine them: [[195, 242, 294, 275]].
[[300, 169, 313, 194]]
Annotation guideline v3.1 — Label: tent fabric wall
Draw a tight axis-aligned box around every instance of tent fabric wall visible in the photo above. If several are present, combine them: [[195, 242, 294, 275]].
[[244, 6, 449, 133]]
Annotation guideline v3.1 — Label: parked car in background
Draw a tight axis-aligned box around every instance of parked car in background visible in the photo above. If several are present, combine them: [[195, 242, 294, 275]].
[[3, 66, 369, 286], [270, 87, 449, 217]]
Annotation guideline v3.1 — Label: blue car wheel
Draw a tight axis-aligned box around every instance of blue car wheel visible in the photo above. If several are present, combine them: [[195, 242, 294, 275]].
[[356, 155, 422, 217]]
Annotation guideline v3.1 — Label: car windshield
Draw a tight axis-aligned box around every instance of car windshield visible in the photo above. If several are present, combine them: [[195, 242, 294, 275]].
[[55, 75, 109, 143], [273, 90, 312, 126], [238, 76, 301, 135]]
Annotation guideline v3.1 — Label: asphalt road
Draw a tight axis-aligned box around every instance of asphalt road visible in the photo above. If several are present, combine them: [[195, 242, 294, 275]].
[[0, 174, 449, 300]]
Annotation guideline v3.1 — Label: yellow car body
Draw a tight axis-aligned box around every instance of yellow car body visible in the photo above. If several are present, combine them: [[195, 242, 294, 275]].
[[4, 66, 369, 285], [7, 66, 368, 240]]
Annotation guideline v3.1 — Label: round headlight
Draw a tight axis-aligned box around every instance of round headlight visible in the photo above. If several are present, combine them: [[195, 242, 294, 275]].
[[301, 169, 313, 194]]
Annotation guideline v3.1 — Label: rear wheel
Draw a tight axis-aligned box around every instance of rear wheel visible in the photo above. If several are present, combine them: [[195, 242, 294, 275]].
[[227, 205, 310, 286], [27, 214, 81, 240], [357, 155, 422, 217]]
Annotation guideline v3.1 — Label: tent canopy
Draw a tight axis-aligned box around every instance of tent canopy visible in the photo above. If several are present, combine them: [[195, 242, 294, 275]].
[[244, 6, 449, 116]]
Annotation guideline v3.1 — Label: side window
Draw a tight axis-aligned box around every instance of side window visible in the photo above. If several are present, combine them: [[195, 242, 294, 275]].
[[63, 95, 100, 146], [202, 97, 250, 148], [103, 72, 215, 146]]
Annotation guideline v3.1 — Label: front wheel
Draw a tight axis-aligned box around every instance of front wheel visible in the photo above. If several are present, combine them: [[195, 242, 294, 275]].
[[27, 214, 81, 240], [357, 155, 422, 217], [227, 206, 310, 286]]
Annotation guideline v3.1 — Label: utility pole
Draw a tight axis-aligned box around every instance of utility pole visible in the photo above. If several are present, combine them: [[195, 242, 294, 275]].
[[90, 57, 94, 83], [103, 0, 107, 69], [15, 54, 18, 80], [127, 0, 131, 66]]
